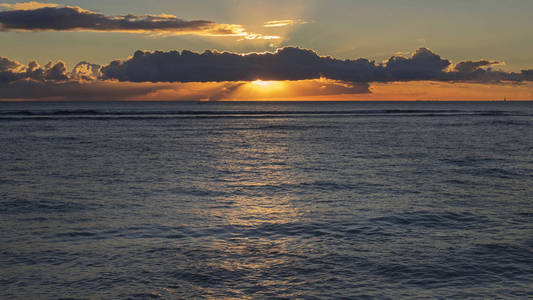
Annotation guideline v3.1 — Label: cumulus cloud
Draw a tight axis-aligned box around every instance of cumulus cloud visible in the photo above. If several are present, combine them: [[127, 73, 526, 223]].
[[99, 47, 533, 84], [0, 55, 202, 100], [454, 60, 499, 73], [0, 3, 277, 39], [444, 59, 533, 83], [0, 57, 23, 83], [1, 47, 532, 100], [0, 56, 71, 84], [71, 62, 102, 81], [99, 47, 386, 83], [2, 48, 532, 86], [384, 48, 451, 81], [0, 56, 22, 71]]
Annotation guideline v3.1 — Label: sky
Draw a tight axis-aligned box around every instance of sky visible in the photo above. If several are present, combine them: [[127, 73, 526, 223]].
[[1, 0, 532, 101]]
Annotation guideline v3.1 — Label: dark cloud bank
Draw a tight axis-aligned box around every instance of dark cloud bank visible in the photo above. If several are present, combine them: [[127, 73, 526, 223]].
[[0, 5, 237, 35], [1, 47, 532, 99], [99, 48, 533, 83]]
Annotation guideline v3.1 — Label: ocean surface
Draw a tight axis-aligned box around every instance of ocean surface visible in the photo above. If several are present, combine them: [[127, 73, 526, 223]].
[[1, 101, 532, 299]]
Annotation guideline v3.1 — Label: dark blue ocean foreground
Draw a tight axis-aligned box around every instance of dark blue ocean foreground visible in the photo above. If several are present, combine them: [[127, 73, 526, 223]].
[[1, 101, 532, 298]]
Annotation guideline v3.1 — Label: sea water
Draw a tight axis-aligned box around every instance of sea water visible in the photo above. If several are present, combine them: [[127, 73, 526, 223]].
[[1, 101, 532, 298]]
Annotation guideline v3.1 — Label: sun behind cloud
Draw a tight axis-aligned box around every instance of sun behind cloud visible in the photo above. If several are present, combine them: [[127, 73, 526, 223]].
[[246, 80, 286, 96], [252, 80, 274, 87]]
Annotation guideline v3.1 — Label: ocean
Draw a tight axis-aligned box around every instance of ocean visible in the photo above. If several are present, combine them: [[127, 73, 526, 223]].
[[1, 101, 532, 299]]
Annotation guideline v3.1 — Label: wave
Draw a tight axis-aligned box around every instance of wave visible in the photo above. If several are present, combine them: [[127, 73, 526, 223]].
[[371, 211, 491, 229]]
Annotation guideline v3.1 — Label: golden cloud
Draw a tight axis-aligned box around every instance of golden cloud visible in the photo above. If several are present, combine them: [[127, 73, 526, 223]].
[[0, 1, 57, 10], [263, 19, 308, 28]]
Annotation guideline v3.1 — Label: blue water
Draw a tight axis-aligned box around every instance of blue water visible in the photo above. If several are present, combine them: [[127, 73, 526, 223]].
[[1, 101, 532, 299]]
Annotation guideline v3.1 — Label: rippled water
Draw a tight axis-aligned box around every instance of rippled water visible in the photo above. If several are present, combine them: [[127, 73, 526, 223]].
[[1, 101, 532, 299]]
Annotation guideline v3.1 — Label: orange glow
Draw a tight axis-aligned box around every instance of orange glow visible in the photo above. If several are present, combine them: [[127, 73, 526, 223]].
[[361, 81, 533, 101], [244, 80, 287, 96], [6, 79, 530, 102], [125, 80, 533, 101], [226, 78, 368, 100], [225, 80, 533, 101]]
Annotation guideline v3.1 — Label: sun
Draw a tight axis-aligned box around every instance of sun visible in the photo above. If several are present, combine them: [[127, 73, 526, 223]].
[[252, 80, 274, 87], [235, 80, 286, 99]]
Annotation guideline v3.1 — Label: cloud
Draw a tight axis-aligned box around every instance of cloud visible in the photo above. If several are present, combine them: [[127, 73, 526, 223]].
[[1, 47, 532, 100], [99, 47, 380, 83], [71, 62, 102, 81], [99, 47, 533, 84], [2, 48, 532, 87], [0, 56, 22, 71], [42, 61, 68, 81], [384, 48, 451, 81], [521, 69, 533, 81], [0, 1, 57, 10], [238, 33, 280, 41], [264, 19, 308, 28], [0, 55, 211, 100], [0, 56, 370, 100], [0, 57, 23, 83], [447, 60, 533, 83], [0, 56, 72, 84], [0, 79, 182, 100], [454, 60, 500, 73], [0, 3, 276, 39]]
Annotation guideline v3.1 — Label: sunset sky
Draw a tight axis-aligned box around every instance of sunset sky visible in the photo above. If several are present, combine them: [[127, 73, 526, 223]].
[[1, 0, 532, 101]]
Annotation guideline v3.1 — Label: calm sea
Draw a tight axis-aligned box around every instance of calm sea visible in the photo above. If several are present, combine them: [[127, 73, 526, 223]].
[[1, 101, 532, 299]]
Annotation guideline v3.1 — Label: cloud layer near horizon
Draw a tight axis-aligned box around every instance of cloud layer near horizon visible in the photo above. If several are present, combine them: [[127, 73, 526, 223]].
[[1, 47, 532, 100], [99, 47, 533, 83], [0, 3, 278, 39]]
